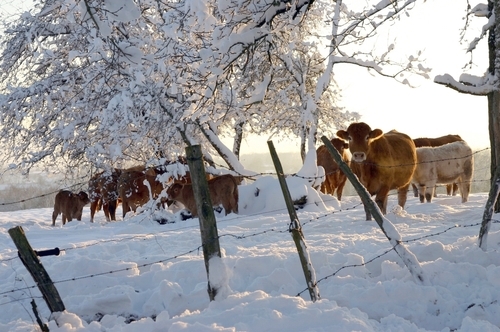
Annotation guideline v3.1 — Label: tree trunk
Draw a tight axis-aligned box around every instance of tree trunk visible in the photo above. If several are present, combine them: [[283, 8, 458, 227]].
[[488, 0, 500, 212]]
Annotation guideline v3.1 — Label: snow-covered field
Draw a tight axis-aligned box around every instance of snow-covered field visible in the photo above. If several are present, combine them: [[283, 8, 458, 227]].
[[1, 176, 500, 331]]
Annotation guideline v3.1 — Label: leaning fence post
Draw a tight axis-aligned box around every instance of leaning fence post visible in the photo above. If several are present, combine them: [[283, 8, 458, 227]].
[[321, 136, 427, 285], [8, 226, 65, 321], [185, 144, 221, 301], [267, 140, 320, 302], [479, 166, 500, 250]]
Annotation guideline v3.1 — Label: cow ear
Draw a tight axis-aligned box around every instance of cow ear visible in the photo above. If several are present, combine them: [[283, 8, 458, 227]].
[[336, 130, 349, 140], [369, 129, 383, 139]]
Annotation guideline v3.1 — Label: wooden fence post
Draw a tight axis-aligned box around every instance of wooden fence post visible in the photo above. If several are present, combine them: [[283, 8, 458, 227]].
[[8, 226, 65, 320], [267, 140, 320, 302], [185, 144, 221, 301], [321, 136, 427, 285], [479, 166, 500, 250]]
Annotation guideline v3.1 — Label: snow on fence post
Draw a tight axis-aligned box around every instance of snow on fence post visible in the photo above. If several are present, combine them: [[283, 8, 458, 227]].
[[185, 144, 222, 301], [479, 166, 500, 250], [267, 140, 320, 302], [320, 136, 427, 285], [8, 226, 65, 325]]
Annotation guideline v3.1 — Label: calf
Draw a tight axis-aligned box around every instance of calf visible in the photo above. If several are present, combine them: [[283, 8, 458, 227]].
[[88, 168, 122, 222], [166, 174, 239, 217], [412, 141, 473, 203], [52, 190, 90, 226], [316, 138, 349, 200], [337, 122, 417, 220], [412, 134, 463, 196], [118, 166, 166, 218]]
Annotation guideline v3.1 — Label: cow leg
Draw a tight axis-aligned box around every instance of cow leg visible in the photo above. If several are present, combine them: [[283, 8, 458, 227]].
[[90, 200, 99, 223], [397, 184, 410, 209], [122, 201, 129, 218], [103, 203, 111, 221], [51, 210, 58, 226], [452, 183, 459, 196], [109, 200, 118, 221], [320, 180, 328, 195], [417, 184, 426, 203], [457, 176, 470, 203], [336, 175, 347, 201], [446, 184, 453, 196], [425, 185, 434, 203], [62, 214, 67, 225], [375, 187, 391, 214], [362, 203, 372, 221], [411, 183, 419, 198]]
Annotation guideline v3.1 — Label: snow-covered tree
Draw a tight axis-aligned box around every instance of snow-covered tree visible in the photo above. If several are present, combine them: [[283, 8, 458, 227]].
[[0, 0, 427, 175], [434, 1, 500, 212]]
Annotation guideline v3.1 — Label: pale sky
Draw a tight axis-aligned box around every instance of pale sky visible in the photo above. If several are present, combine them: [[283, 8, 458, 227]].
[[337, 0, 490, 151], [237, 0, 491, 155]]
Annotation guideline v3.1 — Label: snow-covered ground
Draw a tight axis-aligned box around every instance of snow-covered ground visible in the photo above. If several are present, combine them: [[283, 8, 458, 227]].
[[1, 176, 499, 331]]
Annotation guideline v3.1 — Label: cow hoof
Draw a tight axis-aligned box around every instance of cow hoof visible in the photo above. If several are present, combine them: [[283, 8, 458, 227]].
[[180, 210, 193, 220], [156, 218, 171, 225]]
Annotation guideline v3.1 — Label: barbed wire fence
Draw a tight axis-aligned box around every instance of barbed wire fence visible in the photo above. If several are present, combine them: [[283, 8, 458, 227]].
[[1, 196, 499, 304], [0, 147, 492, 211], [0, 146, 496, 329]]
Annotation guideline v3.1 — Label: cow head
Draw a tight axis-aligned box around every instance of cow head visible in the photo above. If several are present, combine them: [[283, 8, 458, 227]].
[[76, 191, 91, 204], [337, 122, 383, 163], [330, 138, 349, 154], [166, 183, 183, 200]]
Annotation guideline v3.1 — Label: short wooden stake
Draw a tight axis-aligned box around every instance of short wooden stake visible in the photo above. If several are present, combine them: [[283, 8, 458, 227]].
[[185, 145, 221, 301], [268, 140, 320, 302], [8, 226, 65, 316]]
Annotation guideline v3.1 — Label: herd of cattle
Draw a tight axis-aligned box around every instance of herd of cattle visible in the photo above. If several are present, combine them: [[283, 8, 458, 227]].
[[51, 162, 241, 226], [51, 122, 475, 225], [319, 122, 473, 220]]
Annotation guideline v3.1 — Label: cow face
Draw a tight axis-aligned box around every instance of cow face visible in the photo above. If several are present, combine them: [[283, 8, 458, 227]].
[[77, 191, 90, 205], [330, 138, 349, 154], [337, 122, 383, 163]]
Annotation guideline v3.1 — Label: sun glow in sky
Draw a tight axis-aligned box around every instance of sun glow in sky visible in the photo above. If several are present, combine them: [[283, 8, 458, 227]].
[[337, 0, 489, 150]]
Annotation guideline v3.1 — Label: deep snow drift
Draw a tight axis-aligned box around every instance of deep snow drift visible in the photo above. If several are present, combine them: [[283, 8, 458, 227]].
[[1, 174, 500, 331]]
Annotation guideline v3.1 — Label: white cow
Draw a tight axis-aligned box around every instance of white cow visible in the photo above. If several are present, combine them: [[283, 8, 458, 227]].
[[412, 141, 473, 203]]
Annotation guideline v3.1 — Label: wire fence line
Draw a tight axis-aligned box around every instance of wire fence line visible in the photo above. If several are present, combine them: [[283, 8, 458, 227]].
[[1, 197, 498, 303]]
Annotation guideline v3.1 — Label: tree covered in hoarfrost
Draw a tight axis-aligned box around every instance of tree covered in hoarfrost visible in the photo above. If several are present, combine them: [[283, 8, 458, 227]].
[[433, 1, 500, 217], [0, 0, 428, 175]]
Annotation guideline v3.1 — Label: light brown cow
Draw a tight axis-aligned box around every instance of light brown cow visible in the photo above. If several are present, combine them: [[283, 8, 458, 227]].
[[316, 138, 349, 200], [412, 141, 473, 203], [52, 190, 90, 226], [88, 168, 122, 222], [412, 134, 463, 196], [118, 165, 166, 218], [166, 174, 239, 218], [337, 122, 417, 220]]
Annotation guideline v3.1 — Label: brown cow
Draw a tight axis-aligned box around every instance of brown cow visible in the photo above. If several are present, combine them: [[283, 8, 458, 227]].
[[88, 168, 122, 222], [118, 165, 166, 218], [412, 134, 463, 196], [52, 190, 90, 226], [337, 122, 417, 220], [166, 174, 239, 218], [316, 138, 349, 200]]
